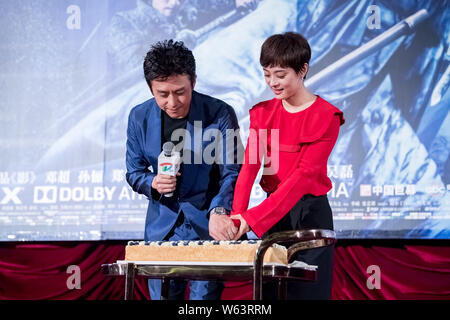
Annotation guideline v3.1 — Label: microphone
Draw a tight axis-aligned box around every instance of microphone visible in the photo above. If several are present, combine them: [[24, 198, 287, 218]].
[[158, 142, 181, 197], [162, 141, 175, 156]]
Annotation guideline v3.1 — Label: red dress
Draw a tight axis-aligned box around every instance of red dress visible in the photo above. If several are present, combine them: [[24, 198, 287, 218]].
[[231, 96, 345, 237]]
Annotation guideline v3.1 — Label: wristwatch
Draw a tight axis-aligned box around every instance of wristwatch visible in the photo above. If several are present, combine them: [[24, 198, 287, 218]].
[[210, 207, 229, 215]]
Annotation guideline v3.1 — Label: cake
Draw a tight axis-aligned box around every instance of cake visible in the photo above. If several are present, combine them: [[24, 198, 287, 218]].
[[125, 240, 288, 264]]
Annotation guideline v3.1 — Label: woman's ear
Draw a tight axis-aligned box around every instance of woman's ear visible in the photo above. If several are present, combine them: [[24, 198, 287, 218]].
[[300, 63, 309, 80]]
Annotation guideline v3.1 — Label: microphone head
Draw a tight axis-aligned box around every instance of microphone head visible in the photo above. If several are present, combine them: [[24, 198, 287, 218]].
[[162, 142, 175, 156]]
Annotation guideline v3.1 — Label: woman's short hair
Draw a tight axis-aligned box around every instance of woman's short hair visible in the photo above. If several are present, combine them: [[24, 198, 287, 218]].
[[143, 39, 196, 89], [260, 32, 311, 78]]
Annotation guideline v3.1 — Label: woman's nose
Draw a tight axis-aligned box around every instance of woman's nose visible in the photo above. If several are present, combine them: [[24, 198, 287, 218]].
[[270, 77, 279, 87]]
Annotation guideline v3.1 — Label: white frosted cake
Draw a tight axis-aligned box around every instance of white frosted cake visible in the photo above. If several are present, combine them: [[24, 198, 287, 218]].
[[125, 240, 288, 264]]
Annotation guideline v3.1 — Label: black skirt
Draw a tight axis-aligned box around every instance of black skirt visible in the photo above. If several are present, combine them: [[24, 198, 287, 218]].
[[262, 194, 335, 300]]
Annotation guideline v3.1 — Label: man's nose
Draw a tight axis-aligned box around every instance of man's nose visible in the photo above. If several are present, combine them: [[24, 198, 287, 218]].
[[167, 94, 177, 107]]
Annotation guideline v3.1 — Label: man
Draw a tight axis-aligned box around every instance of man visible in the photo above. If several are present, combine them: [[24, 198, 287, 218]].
[[125, 40, 242, 300]]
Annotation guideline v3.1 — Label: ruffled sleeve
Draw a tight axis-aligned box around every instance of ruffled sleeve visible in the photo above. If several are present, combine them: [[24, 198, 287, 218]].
[[294, 100, 345, 143]]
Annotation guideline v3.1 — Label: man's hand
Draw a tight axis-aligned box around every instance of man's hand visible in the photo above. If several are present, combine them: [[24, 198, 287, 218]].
[[209, 214, 238, 240], [151, 172, 181, 195], [231, 214, 250, 240]]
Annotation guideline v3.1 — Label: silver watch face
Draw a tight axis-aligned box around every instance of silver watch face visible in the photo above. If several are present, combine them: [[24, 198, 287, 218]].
[[213, 207, 226, 214]]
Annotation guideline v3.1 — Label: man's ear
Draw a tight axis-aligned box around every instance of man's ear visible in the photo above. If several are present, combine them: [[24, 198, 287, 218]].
[[192, 76, 197, 89]]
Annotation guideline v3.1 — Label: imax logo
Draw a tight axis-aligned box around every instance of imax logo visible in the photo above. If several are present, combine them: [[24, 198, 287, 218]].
[[1, 187, 24, 204]]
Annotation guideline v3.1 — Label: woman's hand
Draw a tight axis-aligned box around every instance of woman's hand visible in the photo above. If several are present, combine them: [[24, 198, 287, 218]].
[[231, 214, 250, 240]]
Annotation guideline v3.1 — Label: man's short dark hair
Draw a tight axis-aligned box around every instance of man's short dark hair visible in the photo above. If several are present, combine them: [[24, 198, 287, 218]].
[[260, 32, 311, 78], [143, 39, 196, 89]]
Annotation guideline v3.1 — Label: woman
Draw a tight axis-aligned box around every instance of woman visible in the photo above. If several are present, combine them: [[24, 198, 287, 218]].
[[230, 32, 345, 299]]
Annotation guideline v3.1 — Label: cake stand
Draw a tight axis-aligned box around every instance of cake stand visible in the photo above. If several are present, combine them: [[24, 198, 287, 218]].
[[101, 229, 336, 300]]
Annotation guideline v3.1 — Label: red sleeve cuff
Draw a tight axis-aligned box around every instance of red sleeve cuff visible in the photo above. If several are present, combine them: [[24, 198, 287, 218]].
[[241, 211, 265, 238]]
